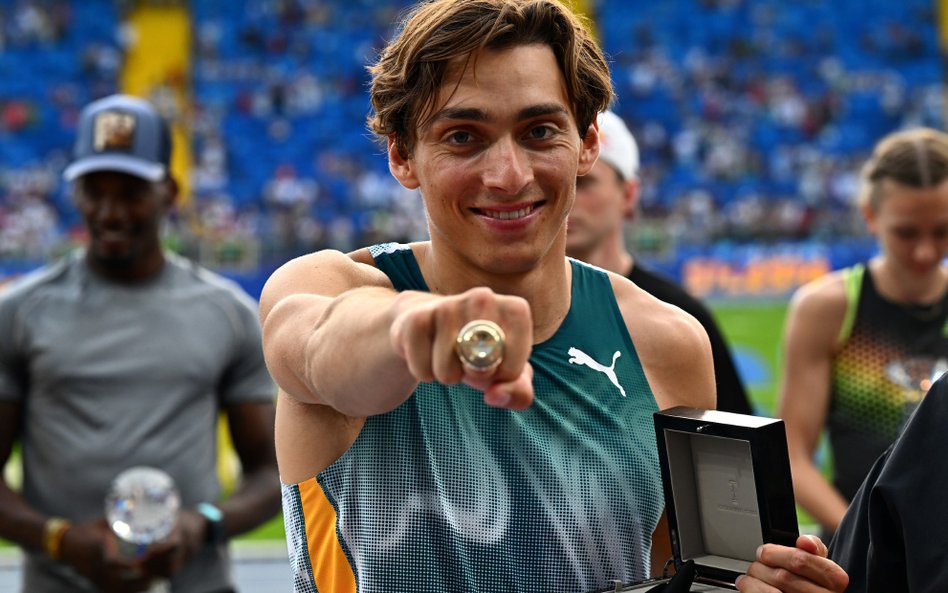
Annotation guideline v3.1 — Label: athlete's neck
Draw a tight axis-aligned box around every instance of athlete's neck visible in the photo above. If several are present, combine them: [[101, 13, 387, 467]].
[[870, 257, 948, 305], [569, 234, 633, 278], [417, 241, 571, 344]]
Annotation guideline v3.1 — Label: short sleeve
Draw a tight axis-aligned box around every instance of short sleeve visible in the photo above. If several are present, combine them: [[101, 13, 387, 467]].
[[217, 289, 276, 406], [0, 289, 28, 403]]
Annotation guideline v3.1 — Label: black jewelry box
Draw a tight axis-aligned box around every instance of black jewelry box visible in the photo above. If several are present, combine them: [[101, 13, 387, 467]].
[[595, 407, 799, 592]]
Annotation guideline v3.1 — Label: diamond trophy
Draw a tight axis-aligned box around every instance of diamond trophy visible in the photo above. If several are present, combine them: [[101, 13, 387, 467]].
[[105, 466, 181, 593]]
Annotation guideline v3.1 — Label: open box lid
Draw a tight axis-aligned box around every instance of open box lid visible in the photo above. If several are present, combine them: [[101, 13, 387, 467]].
[[653, 407, 799, 586]]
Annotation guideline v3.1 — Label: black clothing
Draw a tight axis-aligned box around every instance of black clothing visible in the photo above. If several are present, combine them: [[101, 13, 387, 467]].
[[829, 372, 948, 593], [828, 263, 948, 503], [627, 263, 754, 415]]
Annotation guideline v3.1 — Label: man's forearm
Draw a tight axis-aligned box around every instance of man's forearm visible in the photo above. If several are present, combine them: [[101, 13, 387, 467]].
[[0, 482, 50, 553], [216, 467, 282, 539], [266, 287, 428, 416]]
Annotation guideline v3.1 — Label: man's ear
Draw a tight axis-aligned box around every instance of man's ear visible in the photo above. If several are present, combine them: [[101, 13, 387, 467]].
[[577, 120, 601, 177], [388, 136, 420, 190], [161, 177, 180, 209], [622, 178, 641, 221]]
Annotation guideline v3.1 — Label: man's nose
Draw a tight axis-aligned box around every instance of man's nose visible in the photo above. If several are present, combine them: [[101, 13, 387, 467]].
[[482, 136, 534, 195], [913, 237, 939, 264], [94, 193, 129, 222]]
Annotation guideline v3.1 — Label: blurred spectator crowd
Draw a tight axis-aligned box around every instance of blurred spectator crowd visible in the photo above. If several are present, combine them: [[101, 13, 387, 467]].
[[0, 0, 943, 273], [601, 0, 943, 257]]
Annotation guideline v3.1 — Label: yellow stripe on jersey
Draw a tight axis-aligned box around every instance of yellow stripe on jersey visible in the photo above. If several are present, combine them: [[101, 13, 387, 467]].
[[299, 477, 357, 593]]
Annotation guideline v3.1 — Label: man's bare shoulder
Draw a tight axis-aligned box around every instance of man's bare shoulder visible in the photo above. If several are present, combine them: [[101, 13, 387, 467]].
[[346, 241, 430, 265], [259, 248, 393, 321], [609, 273, 714, 409], [611, 272, 705, 341], [272, 248, 383, 285]]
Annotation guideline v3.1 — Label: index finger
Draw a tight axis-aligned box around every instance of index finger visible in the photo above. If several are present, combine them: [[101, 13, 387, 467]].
[[480, 361, 535, 409]]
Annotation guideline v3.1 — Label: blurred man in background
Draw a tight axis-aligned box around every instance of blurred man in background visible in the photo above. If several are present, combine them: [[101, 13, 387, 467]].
[[0, 94, 281, 593], [567, 110, 754, 416], [778, 127, 948, 537]]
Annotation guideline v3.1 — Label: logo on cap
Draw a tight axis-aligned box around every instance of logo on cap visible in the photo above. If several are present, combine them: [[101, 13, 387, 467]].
[[93, 111, 136, 153]]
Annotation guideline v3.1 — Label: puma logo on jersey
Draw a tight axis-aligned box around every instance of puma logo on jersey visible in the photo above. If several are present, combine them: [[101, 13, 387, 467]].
[[567, 347, 627, 397]]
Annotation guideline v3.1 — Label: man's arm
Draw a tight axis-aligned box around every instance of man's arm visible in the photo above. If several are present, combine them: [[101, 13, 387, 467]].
[[216, 401, 281, 537], [634, 270, 752, 414], [776, 276, 850, 534], [262, 247, 538, 482], [0, 296, 44, 553], [650, 511, 672, 577], [701, 312, 754, 415], [614, 278, 717, 577], [260, 249, 420, 416], [613, 277, 716, 411], [261, 248, 539, 415], [0, 402, 45, 553]]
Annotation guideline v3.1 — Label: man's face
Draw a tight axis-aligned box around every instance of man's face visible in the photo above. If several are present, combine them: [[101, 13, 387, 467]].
[[74, 171, 172, 278], [566, 159, 629, 259], [390, 43, 599, 275]]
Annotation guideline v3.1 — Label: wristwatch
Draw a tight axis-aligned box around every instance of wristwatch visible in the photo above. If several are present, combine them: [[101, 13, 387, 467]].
[[196, 502, 227, 545]]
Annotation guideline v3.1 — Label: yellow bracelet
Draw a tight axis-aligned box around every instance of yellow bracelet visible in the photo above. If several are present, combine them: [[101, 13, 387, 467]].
[[42, 517, 72, 561]]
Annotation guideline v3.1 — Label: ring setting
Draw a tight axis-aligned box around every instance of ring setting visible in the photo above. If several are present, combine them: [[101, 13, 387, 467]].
[[456, 320, 505, 373]]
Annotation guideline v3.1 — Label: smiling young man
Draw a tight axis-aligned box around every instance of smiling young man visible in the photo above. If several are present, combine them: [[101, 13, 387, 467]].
[[0, 94, 281, 593], [778, 127, 948, 538], [260, 1, 849, 592]]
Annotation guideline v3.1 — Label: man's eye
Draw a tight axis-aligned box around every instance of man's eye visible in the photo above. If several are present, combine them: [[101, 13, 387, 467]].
[[528, 125, 553, 140], [894, 229, 919, 241], [447, 131, 472, 144]]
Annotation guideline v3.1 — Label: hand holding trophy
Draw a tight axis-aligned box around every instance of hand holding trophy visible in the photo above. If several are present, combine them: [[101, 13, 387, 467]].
[[105, 466, 181, 593]]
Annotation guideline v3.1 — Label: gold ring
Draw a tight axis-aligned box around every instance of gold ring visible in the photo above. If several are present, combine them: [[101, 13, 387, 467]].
[[456, 319, 505, 373]]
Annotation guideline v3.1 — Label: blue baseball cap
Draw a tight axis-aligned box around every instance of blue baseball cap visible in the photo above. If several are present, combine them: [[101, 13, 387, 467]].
[[63, 94, 172, 182]]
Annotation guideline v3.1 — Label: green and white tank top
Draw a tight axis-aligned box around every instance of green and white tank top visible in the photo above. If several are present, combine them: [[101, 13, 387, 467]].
[[282, 243, 663, 593]]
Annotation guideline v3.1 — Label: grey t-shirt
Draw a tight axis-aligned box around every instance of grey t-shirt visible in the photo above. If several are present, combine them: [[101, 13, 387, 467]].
[[0, 251, 275, 593]]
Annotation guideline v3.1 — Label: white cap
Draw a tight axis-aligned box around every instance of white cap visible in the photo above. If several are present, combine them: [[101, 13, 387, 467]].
[[596, 110, 639, 180]]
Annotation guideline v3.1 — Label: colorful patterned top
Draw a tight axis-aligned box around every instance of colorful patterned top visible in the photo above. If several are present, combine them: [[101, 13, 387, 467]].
[[829, 263, 948, 501], [282, 243, 665, 593]]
